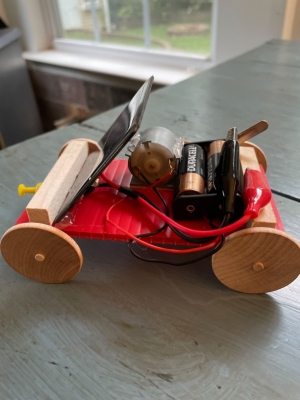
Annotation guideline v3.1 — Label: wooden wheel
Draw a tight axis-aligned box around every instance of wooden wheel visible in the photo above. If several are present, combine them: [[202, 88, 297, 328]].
[[212, 228, 300, 294], [0, 223, 83, 283], [240, 141, 267, 172]]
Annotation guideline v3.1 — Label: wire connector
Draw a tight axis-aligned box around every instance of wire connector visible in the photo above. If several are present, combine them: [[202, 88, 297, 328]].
[[215, 127, 240, 215], [243, 169, 272, 218]]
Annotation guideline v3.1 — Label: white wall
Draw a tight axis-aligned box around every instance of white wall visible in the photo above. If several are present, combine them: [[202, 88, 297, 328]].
[[212, 0, 286, 64], [0, 0, 8, 24], [3, 0, 55, 51]]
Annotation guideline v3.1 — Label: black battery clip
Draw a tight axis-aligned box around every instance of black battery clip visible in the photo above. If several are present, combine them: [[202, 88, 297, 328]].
[[214, 127, 240, 216]]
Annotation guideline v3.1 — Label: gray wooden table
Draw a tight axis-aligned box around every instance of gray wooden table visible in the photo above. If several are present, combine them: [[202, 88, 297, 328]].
[[1, 40, 300, 400]]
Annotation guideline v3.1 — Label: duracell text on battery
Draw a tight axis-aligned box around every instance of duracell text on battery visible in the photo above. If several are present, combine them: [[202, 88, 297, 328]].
[[178, 144, 205, 195], [207, 140, 224, 193], [186, 145, 197, 172]]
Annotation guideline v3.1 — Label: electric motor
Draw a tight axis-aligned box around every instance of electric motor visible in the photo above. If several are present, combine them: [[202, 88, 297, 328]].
[[127, 126, 183, 185]]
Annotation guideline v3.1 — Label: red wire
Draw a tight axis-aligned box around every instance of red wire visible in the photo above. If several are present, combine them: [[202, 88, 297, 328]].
[[101, 172, 252, 238], [148, 170, 173, 188], [106, 197, 221, 254], [138, 197, 251, 237]]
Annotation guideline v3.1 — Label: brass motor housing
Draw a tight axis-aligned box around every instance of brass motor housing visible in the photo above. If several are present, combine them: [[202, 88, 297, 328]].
[[128, 126, 179, 184]]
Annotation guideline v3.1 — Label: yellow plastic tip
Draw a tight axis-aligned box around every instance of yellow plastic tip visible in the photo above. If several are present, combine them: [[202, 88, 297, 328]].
[[18, 183, 42, 197], [18, 184, 25, 197]]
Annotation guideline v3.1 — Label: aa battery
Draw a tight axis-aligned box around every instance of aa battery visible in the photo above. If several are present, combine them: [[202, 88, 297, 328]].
[[178, 144, 205, 195], [207, 140, 224, 193]]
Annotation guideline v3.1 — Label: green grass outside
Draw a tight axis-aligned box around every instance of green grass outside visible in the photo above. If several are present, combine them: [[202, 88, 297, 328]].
[[66, 30, 145, 47], [65, 23, 211, 55]]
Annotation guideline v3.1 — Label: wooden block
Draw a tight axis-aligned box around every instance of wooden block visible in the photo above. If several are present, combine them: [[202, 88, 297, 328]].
[[240, 146, 261, 173], [60, 150, 103, 210], [26, 140, 89, 225], [240, 141, 267, 172], [240, 146, 277, 229], [59, 138, 102, 157]]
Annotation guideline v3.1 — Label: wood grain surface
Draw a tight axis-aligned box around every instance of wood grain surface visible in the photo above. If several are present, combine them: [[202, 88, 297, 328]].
[[1, 223, 83, 283], [1, 41, 300, 399], [26, 140, 89, 225], [212, 227, 300, 293]]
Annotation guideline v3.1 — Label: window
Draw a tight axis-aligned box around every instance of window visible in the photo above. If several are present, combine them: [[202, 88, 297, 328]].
[[4, 0, 286, 85], [56, 0, 213, 57]]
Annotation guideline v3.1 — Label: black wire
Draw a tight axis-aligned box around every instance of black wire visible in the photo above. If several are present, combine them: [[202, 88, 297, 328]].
[[133, 219, 167, 238], [99, 170, 225, 262], [87, 177, 167, 238], [210, 212, 231, 229], [138, 171, 170, 215], [137, 171, 215, 244], [124, 171, 224, 265], [128, 172, 169, 238], [271, 189, 300, 203], [128, 234, 225, 266], [222, 212, 231, 226], [97, 183, 110, 187], [138, 193, 216, 244], [85, 183, 110, 195], [169, 225, 215, 244], [209, 216, 219, 229]]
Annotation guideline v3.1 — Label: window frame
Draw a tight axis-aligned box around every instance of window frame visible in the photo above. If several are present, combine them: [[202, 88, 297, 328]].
[[3, 0, 287, 85], [53, 0, 213, 66]]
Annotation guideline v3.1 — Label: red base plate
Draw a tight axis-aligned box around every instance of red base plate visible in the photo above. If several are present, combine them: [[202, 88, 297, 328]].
[[15, 159, 284, 245]]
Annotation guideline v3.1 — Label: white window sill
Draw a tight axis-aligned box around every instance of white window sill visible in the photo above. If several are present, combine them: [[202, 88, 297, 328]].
[[23, 40, 213, 86]]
